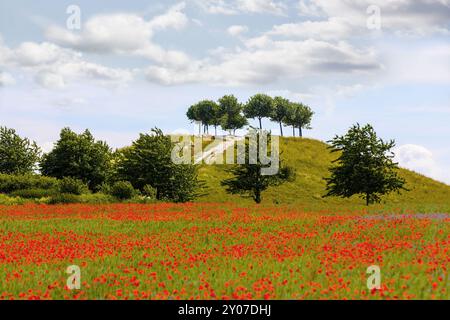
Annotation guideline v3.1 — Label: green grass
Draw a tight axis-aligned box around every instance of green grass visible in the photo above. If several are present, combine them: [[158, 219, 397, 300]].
[[196, 137, 450, 212]]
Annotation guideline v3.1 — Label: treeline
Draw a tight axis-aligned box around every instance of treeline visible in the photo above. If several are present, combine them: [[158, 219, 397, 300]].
[[187, 94, 314, 137], [0, 120, 407, 206], [0, 125, 293, 204], [0, 126, 200, 203]]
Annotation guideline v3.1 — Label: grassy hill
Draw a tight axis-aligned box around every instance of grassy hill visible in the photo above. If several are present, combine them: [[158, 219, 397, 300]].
[[197, 137, 450, 212]]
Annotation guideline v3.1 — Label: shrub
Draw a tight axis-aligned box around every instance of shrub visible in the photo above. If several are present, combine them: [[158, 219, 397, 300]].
[[59, 177, 89, 195], [98, 182, 112, 195], [110, 181, 136, 200], [0, 194, 29, 205], [0, 174, 59, 193], [142, 184, 157, 199], [9, 188, 57, 199], [78, 193, 115, 204], [47, 193, 80, 204]]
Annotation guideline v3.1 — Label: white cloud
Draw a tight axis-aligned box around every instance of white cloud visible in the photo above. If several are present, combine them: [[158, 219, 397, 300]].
[[46, 15, 153, 53], [14, 41, 73, 66], [395, 144, 450, 184], [145, 39, 381, 86], [265, 89, 315, 102], [2, 41, 134, 89], [148, 2, 189, 31], [195, 0, 238, 15], [382, 43, 450, 85], [195, 0, 287, 15], [52, 97, 87, 109], [0, 72, 15, 86], [268, 17, 355, 41], [35, 72, 65, 89], [45, 3, 190, 67], [297, 0, 324, 17], [236, 0, 287, 15], [299, 0, 450, 35], [227, 25, 249, 37]]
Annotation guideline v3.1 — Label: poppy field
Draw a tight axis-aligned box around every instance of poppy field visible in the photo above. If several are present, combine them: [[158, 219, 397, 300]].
[[0, 203, 448, 300]]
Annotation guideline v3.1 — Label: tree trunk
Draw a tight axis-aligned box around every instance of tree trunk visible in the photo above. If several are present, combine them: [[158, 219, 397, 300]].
[[255, 189, 261, 204], [258, 118, 262, 130], [214, 125, 217, 136], [299, 126, 303, 138], [366, 193, 370, 206], [198, 123, 201, 136], [279, 122, 283, 137], [292, 126, 295, 137]]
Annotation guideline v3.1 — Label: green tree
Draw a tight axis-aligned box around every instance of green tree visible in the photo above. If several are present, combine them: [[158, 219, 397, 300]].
[[283, 103, 297, 137], [270, 96, 290, 137], [0, 126, 41, 174], [221, 130, 294, 203], [324, 124, 407, 206], [116, 128, 202, 202], [209, 102, 223, 136], [197, 100, 217, 135], [218, 95, 248, 135], [187, 100, 221, 135], [287, 103, 314, 137], [40, 128, 112, 190], [244, 94, 274, 130], [186, 104, 202, 135]]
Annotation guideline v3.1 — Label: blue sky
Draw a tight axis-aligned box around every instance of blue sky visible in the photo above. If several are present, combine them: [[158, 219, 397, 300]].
[[0, 0, 449, 184]]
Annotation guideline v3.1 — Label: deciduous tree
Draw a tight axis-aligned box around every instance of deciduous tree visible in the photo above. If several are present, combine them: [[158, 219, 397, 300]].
[[244, 94, 274, 130], [324, 124, 407, 205], [40, 128, 112, 190], [0, 126, 41, 174]]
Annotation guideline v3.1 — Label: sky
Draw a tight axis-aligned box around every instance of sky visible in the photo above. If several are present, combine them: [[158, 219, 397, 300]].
[[0, 0, 449, 184]]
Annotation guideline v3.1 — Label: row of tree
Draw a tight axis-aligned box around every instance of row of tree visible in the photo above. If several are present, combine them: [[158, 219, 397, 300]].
[[0, 126, 200, 202], [187, 94, 314, 137]]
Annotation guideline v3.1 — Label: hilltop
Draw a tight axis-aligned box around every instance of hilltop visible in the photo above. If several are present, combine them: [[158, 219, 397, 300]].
[[196, 137, 450, 212]]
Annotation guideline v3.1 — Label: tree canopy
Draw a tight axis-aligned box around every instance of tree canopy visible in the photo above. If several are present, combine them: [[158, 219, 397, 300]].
[[0, 126, 41, 175], [218, 95, 248, 134], [324, 123, 407, 205], [243, 94, 274, 130], [116, 128, 202, 202], [270, 96, 290, 137], [40, 128, 112, 190], [284, 103, 314, 137], [187, 100, 220, 135], [221, 130, 295, 203]]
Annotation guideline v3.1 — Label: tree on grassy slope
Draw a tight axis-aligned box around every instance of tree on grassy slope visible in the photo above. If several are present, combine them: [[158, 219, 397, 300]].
[[324, 123, 407, 206], [221, 130, 295, 203], [285, 103, 314, 138]]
